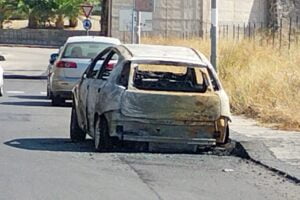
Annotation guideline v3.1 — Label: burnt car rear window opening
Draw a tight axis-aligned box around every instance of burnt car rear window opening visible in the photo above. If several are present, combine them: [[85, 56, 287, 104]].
[[133, 64, 210, 93]]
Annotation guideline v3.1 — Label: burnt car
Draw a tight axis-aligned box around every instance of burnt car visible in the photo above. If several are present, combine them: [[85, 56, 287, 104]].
[[70, 44, 231, 151]]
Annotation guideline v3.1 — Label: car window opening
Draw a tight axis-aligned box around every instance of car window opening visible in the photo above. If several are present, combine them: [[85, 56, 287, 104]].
[[118, 62, 131, 87], [62, 42, 114, 59], [133, 64, 209, 93]]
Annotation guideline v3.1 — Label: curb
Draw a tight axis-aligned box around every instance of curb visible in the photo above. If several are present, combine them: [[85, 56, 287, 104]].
[[0, 44, 59, 49], [4, 74, 47, 80], [231, 132, 300, 185]]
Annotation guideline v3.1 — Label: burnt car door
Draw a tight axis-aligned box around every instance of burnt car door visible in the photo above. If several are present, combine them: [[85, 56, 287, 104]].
[[77, 48, 111, 131], [86, 50, 121, 135]]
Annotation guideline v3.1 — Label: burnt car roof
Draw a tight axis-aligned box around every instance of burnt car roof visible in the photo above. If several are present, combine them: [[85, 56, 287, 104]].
[[120, 44, 207, 66]]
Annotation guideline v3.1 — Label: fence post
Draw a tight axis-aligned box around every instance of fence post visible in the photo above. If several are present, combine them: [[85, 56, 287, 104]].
[[253, 22, 256, 42], [226, 24, 229, 40], [237, 24, 240, 41], [260, 22, 263, 46], [272, 23, 275, 47], [279, 18, 283, 49], [233, 24, 235, 41], [288, 17, 292, 50], [296, 16, 299, 45], [248, 22, 251, 39], [244, 23, 246, 39]]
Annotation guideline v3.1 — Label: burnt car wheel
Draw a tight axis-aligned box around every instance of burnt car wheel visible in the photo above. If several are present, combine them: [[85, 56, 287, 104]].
[[94, 117, 113, 152], [70, 106, 86, 142]]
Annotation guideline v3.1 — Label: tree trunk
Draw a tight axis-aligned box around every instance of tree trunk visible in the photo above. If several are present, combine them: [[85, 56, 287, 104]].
[[28, 13, 38, 29], [69, 17, 78, 28], [0, 21, 3, 29], [55, 15, 64, 29]]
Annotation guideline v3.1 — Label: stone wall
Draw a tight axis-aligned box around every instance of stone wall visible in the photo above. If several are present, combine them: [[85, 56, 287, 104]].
[[0, 29, 101, 47]]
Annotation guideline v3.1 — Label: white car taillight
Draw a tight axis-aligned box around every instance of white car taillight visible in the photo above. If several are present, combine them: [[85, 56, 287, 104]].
[[56, 61, 77, 68]]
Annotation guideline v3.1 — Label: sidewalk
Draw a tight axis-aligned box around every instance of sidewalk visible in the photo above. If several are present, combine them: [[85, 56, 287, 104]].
[[231, 116, 300, 182]]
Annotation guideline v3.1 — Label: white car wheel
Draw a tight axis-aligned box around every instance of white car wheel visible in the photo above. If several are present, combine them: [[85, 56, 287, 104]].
[[0, 86, 3, 97]]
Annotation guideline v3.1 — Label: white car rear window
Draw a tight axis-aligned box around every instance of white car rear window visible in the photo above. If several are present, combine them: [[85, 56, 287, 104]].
[[63, 42, 112, 59]]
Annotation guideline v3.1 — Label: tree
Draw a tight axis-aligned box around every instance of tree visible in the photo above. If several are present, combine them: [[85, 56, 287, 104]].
[[0, 0, 19, 29], [18, 0, 56, 28], [17, 0, 98, 29]]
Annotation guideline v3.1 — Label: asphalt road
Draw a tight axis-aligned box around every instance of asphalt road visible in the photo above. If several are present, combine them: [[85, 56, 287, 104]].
[[0, 46, 57, 77], [0, 79, 299, 200]]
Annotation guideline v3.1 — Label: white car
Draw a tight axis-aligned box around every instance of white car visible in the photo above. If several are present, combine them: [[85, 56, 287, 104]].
[[0, 65, 3, 97], [47, 36, 121, 106]]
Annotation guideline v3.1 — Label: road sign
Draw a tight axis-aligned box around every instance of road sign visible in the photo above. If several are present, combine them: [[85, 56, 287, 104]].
[[83, 19, 92, 30], [81, 4, 94, 18], [135, 0, 154, 12]]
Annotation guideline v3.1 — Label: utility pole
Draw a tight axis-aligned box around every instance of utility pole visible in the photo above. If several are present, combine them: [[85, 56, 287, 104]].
[[210, 0, 218, 72]]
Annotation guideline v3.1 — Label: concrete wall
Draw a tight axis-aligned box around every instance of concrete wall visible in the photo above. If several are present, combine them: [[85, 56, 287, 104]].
[[202, 0, 268, 25], [0, 29, 101, 47], [111, 0, 202, 40], [110, 0, 269, 40]]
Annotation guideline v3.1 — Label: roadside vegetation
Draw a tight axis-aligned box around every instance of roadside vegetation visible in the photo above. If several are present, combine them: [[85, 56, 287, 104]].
[[0, 0, 99, 29], [143, 37, 300, 131]]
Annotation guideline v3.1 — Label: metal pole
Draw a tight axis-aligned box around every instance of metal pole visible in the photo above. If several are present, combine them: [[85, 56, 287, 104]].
[[210, 0, 218, 72], [136, 11, 141, 44], [131, 9, 135, 44]]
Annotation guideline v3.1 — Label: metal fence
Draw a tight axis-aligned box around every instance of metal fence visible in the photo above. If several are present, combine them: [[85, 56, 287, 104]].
[[202, 17, 300, 49], [116, 17, 300, 50]]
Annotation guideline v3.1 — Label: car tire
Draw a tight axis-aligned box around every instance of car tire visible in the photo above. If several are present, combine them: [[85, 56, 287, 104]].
[[94, 116, 112, 152], [51, 95, 65, 106], [0, 86, 3, 97], [47, 87, 53, 99], [70, 106, 86, 142]]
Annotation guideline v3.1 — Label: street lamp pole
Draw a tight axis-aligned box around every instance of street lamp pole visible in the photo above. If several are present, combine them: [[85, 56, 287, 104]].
[[211, 0, 218, 72]]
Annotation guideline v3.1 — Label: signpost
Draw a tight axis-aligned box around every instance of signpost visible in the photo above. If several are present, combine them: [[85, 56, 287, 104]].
[[81, 3, 94, 35], [135, 0, 154, 12], [83, 19, 92, 34], [133, 0, 154, 44], [81, 4, 94, 18]]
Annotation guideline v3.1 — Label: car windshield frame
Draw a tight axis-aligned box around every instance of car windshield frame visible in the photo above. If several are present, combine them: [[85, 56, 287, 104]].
[[62, 42, 114, 59]]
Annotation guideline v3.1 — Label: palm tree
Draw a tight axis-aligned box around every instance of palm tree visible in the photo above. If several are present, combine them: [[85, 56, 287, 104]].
[[18, 0, 56, 28], [0, 0, 19, 29]]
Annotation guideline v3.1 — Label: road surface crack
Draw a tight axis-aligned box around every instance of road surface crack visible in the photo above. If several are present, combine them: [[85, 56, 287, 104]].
[[118, 156, 164, 200]]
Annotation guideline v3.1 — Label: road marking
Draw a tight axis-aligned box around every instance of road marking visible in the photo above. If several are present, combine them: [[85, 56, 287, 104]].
[[6, 91, 25, 94], [40, 92, 47, 95]]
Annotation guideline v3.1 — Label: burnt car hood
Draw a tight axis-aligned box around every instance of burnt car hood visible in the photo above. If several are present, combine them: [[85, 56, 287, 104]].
[[120, 90, 221, 121]]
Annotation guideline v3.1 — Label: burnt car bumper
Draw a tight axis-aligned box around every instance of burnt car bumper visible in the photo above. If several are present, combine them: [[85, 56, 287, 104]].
[[107, 113, 220, 146], [122, 135, 216, 146]]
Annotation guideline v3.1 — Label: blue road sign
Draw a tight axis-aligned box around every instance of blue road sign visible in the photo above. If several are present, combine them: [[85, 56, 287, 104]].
[[83, 19, 92, 30]]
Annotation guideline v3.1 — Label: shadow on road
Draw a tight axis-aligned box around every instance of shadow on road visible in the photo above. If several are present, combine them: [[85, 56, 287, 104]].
[[0, 101, 72, 107], [4, 138, 95, 153], [12, 95, 48, 100], [4, 137, 234, 155]]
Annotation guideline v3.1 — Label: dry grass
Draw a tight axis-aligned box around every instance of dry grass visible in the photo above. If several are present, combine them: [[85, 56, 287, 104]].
[[143, 37, 300, 131]]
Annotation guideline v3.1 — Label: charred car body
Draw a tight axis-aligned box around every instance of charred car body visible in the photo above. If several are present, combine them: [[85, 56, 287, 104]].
[[71, 44, 231, 151]]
